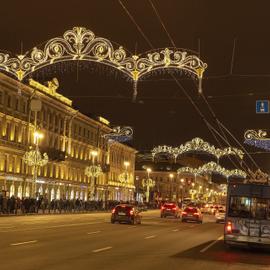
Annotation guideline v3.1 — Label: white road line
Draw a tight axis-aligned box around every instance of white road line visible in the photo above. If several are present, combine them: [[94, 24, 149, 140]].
[[144, 235, 157, 239], [200, 235, 223, 253], [172, 229, 179, 232], [87, 231, 101, 235], [46, 221, 103, 229], [92, 246, 112, 253], [11, 240, 38, 246]]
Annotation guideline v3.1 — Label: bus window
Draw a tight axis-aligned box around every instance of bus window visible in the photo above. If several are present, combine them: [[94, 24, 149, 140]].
[[228, 196, 251, 218], [251, 198, 269, 220]]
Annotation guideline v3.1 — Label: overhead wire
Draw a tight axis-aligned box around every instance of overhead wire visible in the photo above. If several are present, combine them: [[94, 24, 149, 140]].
[[118, 0, 154, 49], [119, 0, 255, 176], [145, 0, 252, 174]]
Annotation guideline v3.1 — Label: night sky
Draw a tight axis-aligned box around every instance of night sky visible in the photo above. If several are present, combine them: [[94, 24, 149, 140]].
[[1, 1, 270, 172]]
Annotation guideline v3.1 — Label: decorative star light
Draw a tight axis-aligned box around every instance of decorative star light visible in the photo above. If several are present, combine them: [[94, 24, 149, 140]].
[[152, 137, 244, 161], [0, 27, 207, 101]]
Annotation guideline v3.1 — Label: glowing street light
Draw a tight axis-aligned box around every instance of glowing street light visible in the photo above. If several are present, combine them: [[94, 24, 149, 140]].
[[23, 130, 48, 197], [85, 150, 103, 200], [142, 168, 155, 203]]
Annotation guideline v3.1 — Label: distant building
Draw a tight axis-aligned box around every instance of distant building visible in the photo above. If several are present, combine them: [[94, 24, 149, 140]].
[[0, 73, 136, 201], [135, 156, 222, 203]]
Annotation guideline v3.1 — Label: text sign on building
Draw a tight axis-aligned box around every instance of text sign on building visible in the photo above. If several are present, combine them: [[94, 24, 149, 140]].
[[256, 100, 269, 114]]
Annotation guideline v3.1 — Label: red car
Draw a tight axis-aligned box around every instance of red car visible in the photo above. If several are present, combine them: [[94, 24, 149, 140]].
[[160, 203, 181, 218], [181, 207, 203, 223]]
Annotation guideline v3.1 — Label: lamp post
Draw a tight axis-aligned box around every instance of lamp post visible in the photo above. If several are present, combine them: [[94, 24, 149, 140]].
[[119, 161, 130, 201], [169, 173, 174, 201], [23, 130, 48, 198], [142, 168, 155, 203], [85, 150, 103, 200], [180, 178, 185, 203]]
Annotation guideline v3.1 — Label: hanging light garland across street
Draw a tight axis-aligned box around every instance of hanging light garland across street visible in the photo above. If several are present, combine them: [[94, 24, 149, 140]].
[[152, 137, 244, 161], [0, 27, 207, 101]]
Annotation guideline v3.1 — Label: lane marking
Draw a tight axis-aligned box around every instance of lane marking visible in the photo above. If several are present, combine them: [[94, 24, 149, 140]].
[[144, 235, 157, 239], [87, 231, 101, 235], [172, 229, 179, 232], [11, 240, 38, 246], [92, 246, 112, 253], [47, 221, 103, 229], [200, 235, 223, 253]]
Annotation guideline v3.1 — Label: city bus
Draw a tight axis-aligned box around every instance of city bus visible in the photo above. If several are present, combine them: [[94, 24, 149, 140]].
[[224, 182, 270, 247]]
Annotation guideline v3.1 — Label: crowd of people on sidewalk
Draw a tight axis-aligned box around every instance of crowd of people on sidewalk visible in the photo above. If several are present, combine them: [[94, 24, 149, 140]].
[[0, 194, 159, 215]]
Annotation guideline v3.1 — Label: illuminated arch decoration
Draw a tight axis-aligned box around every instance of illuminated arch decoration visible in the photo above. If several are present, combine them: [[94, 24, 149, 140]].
[[0, 27, 207, 101], [244, 129, 270, 151], [177, 161, 247, 179], [152, 137, 244, 162]]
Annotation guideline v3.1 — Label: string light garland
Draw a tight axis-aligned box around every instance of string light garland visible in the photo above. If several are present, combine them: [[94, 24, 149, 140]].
[[244, 129, 270, 151], [0, 27, 207, 101], [23, 150, 48, 167], [152, 137, 244, 161], [103, 126, 133, 143], [84, 165, 103, 178], [177, 161, 247, 179]]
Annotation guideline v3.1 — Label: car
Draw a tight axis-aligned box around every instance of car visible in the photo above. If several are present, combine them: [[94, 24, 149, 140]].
[[111, 204, 142, 225], [160, 202, 181, 218], [137, 203, 148, 212], [215, 209, 225, 223], [181, 206, 203, 223]]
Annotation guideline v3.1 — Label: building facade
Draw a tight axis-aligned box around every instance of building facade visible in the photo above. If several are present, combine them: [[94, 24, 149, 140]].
[[0, 73, 136, 201]]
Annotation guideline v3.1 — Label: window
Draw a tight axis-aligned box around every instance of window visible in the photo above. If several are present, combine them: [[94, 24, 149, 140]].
[[229, 196, 270, 220], [250, 198, 270, 220], [228, 196, 251, 218], [7, 95, 11, 108], [0, 91, 3, 104], [15, 98, 19, 111]]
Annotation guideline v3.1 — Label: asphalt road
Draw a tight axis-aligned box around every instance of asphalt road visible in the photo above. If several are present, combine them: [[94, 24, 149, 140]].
[[0, 211, 269, 270]]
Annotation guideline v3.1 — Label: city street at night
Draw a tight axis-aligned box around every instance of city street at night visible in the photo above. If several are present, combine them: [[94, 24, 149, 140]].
[[0, 211, 268, 270], [1, 1, 270, 269]]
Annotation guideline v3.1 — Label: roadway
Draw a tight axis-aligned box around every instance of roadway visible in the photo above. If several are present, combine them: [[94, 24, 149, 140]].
[[0, 210, 269, 270]]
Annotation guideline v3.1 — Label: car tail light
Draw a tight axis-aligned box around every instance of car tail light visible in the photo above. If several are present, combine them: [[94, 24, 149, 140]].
[[226, 221, 232, 234], [182, 211, 187, 215], [130, 209, 134, 215], [161, 206, 165, 210], [112, 208, 115, 214], [172, 207, 177, 210], [193, 213, 199, 216]]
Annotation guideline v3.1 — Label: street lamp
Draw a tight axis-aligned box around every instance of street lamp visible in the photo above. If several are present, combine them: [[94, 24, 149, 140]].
[[23, 130, 48, 197], [85, 150, 103, 200], [119, 161, 131, 201], [142, 168, 155, 203], [180, 178, 185, 203], [169, 173, 174, 200]]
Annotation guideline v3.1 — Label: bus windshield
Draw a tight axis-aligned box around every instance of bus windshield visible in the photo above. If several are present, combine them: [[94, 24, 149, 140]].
[[228, 196, 270, 220]]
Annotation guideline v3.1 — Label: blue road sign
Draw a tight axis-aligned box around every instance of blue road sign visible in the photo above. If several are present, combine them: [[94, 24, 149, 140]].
[[256, 100, 269, 114]]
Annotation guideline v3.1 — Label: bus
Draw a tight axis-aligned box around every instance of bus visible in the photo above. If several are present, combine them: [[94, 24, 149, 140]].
[[224, 182, 270, 247]]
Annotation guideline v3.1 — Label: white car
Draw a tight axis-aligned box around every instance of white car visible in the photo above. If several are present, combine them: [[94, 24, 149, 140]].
[[215, 210, 226, 223]]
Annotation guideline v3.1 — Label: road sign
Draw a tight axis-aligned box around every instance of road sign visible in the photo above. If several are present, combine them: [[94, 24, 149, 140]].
[[256, 100, 269, 114]]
